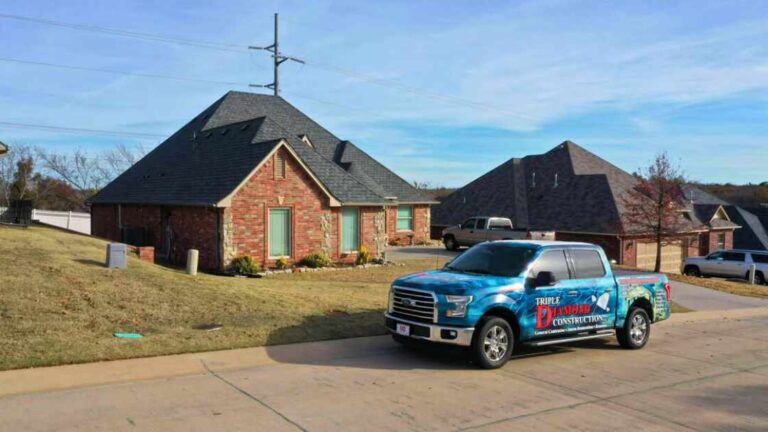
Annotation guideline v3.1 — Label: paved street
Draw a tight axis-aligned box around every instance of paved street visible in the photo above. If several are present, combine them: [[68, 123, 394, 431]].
[[1, 308, 766, 431]]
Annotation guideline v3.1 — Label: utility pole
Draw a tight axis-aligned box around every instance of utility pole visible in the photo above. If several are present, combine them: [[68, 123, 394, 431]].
[[249, 13, 305, 96]]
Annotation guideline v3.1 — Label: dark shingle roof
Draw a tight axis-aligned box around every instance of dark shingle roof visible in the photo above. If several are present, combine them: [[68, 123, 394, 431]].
[[89, 91, 434, 206], [730, 206, 768, 250], [433, 141, 705, 235]]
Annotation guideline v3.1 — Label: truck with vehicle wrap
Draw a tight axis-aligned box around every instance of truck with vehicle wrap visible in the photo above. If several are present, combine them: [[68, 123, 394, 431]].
[[385, 241, 672, 368]]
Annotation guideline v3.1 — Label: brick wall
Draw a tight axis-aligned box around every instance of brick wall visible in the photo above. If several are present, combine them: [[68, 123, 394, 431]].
[[385, 204, 431, 246], [228, 147, 330, 267], [91, 203, 220, 269], [702, 229, 733, 255]]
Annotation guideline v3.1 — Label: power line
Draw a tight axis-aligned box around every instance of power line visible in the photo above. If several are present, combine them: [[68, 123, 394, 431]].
[[248, 13, 305, 96], [0, 121, 165, 139], [0, 12, 247, 53], [0, 12, 539, 122], [0, 57, 247, 87]]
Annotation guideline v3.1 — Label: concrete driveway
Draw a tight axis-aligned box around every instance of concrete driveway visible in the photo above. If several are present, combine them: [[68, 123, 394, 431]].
[[390, 246, 768, 311], [1, 308, 766, 431]]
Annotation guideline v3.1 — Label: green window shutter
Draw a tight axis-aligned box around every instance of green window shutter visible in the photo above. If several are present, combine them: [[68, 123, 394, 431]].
[[396, 206, 413, 231], [341, 207, 360, 252], [269, 208, 291, 257]]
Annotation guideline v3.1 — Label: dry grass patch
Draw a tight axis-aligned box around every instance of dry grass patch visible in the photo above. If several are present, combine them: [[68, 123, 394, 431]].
[[0, 226, 438, 370], [666, 273, 768, 300]]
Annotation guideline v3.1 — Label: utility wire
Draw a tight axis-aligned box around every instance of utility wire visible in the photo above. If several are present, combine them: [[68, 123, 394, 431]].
[[0, 121, 166, 139], [0, 12, 247, 53], [0, 12, 539, 122], [0, 57, 247, 86]]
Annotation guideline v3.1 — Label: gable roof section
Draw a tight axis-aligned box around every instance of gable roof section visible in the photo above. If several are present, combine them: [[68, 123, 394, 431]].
[[434, 140, 706, 235], [729, 206, 768, 250], [89, 91, 433, 207]]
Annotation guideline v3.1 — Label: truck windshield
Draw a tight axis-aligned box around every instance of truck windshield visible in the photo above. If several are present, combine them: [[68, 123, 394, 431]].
[[445, 243, 537, 277]]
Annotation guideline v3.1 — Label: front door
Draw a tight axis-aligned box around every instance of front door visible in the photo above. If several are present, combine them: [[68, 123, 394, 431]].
[[524, 249, 575, 339], [455, 218, 476, 245]]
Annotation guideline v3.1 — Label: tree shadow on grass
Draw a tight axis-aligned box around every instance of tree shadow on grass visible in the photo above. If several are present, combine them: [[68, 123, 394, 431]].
[[264, 310, 619, 370]]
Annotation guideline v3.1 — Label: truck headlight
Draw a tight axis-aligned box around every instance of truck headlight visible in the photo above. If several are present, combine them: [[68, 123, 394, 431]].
[[446, 295, 473, 317]]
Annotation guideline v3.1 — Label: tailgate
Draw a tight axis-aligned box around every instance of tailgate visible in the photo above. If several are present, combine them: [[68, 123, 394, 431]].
[[614, 274, 672, 322]]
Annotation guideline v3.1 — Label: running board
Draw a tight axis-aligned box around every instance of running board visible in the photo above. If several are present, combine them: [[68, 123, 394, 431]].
[[526, 331, 615, 347]]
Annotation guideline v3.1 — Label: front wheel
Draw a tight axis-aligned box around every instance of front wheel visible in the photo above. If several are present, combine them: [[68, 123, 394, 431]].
[[684, 265, 701, 277], [617, 308, 651, 349], [444, 235, 458, 251], [471, 317, 514, 369]]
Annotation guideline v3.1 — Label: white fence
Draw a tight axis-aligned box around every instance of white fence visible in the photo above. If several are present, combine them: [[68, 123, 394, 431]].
[[0, 207, 91, 235]]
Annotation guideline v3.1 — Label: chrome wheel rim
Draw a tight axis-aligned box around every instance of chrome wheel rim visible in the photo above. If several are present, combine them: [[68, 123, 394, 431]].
[[483, 325, 509, 362], [629, 314, 648, 345]]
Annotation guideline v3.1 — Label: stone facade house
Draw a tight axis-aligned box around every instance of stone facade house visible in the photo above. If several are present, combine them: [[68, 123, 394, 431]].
[[89, 91, 436, 270], [432, 141, 739, 273]]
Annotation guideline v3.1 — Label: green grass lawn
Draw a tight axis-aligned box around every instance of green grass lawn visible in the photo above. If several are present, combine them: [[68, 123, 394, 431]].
[[0, 225, 443, 371]]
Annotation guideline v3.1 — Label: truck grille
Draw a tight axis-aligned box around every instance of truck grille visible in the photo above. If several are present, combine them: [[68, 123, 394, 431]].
[[390, 287, 436, 323]]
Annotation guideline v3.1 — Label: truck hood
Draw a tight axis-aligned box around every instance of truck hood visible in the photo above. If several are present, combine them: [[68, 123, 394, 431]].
[[393, 270, 520, 296]]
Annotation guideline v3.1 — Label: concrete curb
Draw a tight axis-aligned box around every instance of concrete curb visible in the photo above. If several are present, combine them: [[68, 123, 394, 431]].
[[1, 307, 765, 398]]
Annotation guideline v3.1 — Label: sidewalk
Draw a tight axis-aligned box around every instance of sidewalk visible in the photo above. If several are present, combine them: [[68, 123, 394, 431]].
[[2, 307, 766, 399]]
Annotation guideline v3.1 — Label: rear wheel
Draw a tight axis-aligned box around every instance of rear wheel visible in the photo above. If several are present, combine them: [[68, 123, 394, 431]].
[[751, 271, 766, 285], [617, 308, 651, 349], [684, 265, 701, 277], [444, 235, 458, 251], [471, 317, 514, 369]]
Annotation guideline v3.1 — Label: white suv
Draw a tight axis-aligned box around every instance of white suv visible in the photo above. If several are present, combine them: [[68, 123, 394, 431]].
[[683, 250, 768, 284]]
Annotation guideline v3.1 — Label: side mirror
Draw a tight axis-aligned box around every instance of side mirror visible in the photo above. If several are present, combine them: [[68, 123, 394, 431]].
[[534, 271, 556, 287]]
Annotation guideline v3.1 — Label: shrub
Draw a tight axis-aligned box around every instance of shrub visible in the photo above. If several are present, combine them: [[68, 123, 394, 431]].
[[298, 252, 333, 268], [231, 255, 260, 275], [275, 256, 289, 270], [356, 245, 370, 266]]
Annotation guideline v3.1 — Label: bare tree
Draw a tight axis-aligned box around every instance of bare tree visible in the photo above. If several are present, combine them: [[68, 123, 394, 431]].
[[101, 142, 146, 181], [621, 153, 687, 272], [36, 148, 107, 202]]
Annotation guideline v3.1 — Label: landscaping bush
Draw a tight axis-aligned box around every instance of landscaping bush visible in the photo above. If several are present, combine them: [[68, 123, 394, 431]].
[[275, 256, 289, 270], [298, 252, 333, 268], [356, 245, 370, 266], [231, 255, 260, 275]]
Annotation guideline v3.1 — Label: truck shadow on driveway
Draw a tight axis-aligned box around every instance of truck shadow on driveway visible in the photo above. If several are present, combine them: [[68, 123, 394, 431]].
[[264, 312, 621, 370]]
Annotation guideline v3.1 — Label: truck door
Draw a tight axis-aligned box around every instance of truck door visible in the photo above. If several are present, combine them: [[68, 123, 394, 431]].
[[567, 248, 616, 330], [525, 249, 577, 339], [471, 217, 488, 243], [455, 218, 476, 245]]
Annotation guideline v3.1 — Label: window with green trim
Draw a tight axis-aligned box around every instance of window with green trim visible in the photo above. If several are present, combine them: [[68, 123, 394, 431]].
[[341, 207, 360, 252], [397, 206, 413, 231], [269, 208, 291, 257]]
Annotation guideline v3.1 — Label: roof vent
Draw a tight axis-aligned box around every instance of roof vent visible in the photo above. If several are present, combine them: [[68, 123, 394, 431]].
[[553, 173, 558, 188], [300, 134, 314, 148], [531, 172, 536, 188], [241, 124, 250, 131]]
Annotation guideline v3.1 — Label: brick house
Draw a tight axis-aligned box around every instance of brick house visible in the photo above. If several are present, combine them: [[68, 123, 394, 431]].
[[432, 141, 739, 273], [89, 91, 436, 270]]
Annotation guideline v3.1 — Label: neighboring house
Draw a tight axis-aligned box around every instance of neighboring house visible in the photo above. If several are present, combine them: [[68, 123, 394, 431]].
[[89, 91, 436, 270], [683, 185, 768, 251], [432, 141, 739, 273]]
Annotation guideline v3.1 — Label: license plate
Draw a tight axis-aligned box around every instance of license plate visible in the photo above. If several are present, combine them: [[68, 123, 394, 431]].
[[396, 323, 410, 336]]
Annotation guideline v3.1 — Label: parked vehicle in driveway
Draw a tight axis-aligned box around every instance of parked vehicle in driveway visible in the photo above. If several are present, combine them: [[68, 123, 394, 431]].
[[385, 241, 672, 368], [441, 216, 553, 250], [683, 250, 768, 284]]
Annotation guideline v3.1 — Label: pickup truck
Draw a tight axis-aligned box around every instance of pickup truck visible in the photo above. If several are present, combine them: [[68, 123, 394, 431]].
[[442, 216, 554, 250], [385, 240, 672, 368]]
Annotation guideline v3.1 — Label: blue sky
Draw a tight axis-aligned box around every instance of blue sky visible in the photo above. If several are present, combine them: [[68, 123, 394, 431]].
[[1, 0, 766, 186]]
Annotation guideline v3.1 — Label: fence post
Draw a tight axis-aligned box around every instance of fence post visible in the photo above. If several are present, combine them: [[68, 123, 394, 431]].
[[67, 211, 72, 230], [749, 264, 756, 285], [187, 249, 199, 276]]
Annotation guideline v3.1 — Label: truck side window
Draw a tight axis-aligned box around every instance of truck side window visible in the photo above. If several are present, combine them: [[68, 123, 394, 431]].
[[475, 218, 487, 230], [722, 252, 745, 262], [753, 254, 768, 264], [461, 219, 476, 229], [529, 250, 570, 282], [571, 249, 606, 278]]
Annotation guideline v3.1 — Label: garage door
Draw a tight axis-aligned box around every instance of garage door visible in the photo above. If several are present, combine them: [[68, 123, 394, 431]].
[[636, 241, 682, 274]]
